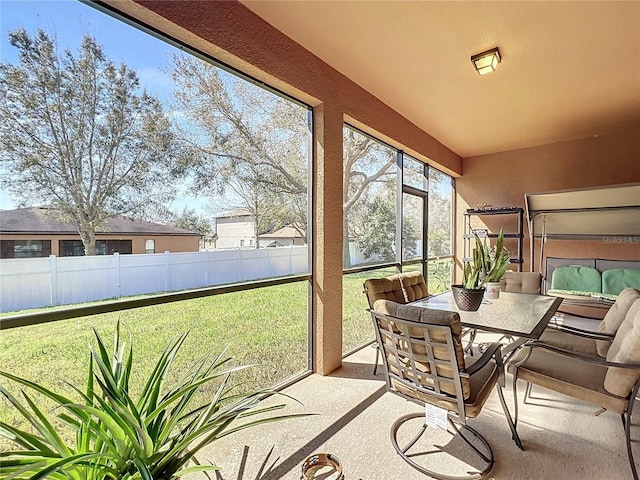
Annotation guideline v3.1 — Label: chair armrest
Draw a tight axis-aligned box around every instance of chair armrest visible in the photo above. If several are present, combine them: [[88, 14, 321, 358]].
[[552, 294, 613, 309], [466, 342, 502, 376], [525, 341, 640, 370], [552, 310, 605, 321], [546, 323, 615, 341]]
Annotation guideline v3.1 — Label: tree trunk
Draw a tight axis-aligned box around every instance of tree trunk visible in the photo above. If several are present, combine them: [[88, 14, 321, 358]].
[[343, 212, 351, 269], [79, 228, 97, 256], [254, 212, 261, 249]]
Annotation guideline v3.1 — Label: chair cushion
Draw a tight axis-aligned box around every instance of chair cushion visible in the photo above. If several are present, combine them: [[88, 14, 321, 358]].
[[373, 299, 468, 398], [399, 271, 429, 302], [604, 299, 640, 397], [509, 348, 628, 414], [500, 271, 542, 294], [595, 288, 640, 356], [550, 265, 602, 293], [602, 269, 640, 296], [364, 276, 406, 306]]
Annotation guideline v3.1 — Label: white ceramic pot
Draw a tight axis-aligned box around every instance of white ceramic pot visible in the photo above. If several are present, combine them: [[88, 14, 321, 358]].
[[484, 282, 501, 300]]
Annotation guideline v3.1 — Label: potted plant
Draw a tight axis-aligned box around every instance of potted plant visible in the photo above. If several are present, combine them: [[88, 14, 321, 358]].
[[476, 228, 511, 300], [453, 229, 510, 310], [0, 323, 310, 479]]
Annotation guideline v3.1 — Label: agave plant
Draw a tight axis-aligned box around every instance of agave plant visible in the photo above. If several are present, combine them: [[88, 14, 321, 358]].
[[0, 323, 309, 479], [462, 229, 510, 289]]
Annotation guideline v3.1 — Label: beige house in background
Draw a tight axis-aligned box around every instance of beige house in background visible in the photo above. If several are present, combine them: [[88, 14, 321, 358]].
[[214, 209, 256, 249], [260, 226, 305, 248], [214, 209, 305, 249], [0, 208, 201, 258]]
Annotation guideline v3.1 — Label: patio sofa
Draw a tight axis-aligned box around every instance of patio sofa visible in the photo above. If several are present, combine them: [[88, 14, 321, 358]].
[[544, 257, 640, 320]]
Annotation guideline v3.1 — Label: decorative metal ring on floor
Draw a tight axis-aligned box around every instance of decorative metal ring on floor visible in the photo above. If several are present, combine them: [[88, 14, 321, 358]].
[[390, 412, 494, 480], [300, 453, 344, 480]]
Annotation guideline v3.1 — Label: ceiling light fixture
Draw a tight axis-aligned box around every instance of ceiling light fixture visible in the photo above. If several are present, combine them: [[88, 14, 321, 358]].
[[471, 47, 501, 75]]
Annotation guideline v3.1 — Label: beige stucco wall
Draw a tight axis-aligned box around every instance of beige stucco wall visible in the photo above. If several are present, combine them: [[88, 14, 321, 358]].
[[456, 125, 640, 275], [215, 218, 255, 249], [144, 236, 200, 254]]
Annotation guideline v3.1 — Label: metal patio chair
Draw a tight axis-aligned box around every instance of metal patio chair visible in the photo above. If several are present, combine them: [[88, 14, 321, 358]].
[[509, 294, 640, 479], [370, 299, 521, 479], [363, 271, 430, 375]]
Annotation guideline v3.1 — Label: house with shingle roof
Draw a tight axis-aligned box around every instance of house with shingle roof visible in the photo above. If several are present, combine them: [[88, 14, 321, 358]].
[[0, 208, 201, 258], [214, 209, 306, 249], [260, 226, 305, 248]]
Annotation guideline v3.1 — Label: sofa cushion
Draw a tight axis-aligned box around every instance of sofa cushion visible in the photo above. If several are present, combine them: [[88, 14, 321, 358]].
[[596, 288, 640, 356], [550, 265, 602, 293], [546, 289, 601, 298], [604, 299, 640, 397], [602, 268, 640, 296], [500, 271, 542, 294]]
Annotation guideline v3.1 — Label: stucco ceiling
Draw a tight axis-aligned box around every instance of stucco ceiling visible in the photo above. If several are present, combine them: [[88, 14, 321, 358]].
[[240, 1, 640, 158]]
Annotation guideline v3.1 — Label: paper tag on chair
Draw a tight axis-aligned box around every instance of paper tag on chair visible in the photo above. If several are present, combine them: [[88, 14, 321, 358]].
[[425, 404, 448, 430]]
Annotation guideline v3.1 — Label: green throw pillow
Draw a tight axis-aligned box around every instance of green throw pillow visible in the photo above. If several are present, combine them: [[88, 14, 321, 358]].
[[602, 268, 640, 295], [550, 265, 602, 293]]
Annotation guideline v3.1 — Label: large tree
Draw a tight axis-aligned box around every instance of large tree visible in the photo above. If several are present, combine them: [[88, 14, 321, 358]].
[[170, 55, 309, 243], [349, 187, 418, 262], [343, 127, 396, 267], [170, 55, 398, 263], [0, 29, 177, 255], [427, 169, 453, 257]]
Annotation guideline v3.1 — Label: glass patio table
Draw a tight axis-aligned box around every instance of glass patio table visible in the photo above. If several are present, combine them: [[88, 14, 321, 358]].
[[409, 291, 563, 356]]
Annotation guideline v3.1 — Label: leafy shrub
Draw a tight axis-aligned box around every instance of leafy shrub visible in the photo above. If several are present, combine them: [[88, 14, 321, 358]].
[[0, 323, 308, 479]]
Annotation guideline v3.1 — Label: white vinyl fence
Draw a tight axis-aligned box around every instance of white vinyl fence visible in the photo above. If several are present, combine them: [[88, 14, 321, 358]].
[[0, 246, 309, 313]]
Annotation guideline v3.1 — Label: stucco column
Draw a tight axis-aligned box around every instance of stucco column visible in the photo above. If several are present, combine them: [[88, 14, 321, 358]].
[[313, 103, 343, 375]]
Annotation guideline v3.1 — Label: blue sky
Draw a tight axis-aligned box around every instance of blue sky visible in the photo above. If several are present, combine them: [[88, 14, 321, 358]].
[[0, 0, 176, 100], [0, 1, 309, 219], [0, 0, 194, 211]]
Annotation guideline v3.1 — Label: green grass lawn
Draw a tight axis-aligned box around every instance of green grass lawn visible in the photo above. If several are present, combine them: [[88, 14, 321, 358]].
[[342, 266, 398, 352], [0, 282, 312, 449], [0, 264, 451, 450], [0, 276, 372, 449]]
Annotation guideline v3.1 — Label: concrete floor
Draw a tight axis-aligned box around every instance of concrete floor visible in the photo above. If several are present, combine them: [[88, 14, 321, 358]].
[[191, 334, 639, 480]]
